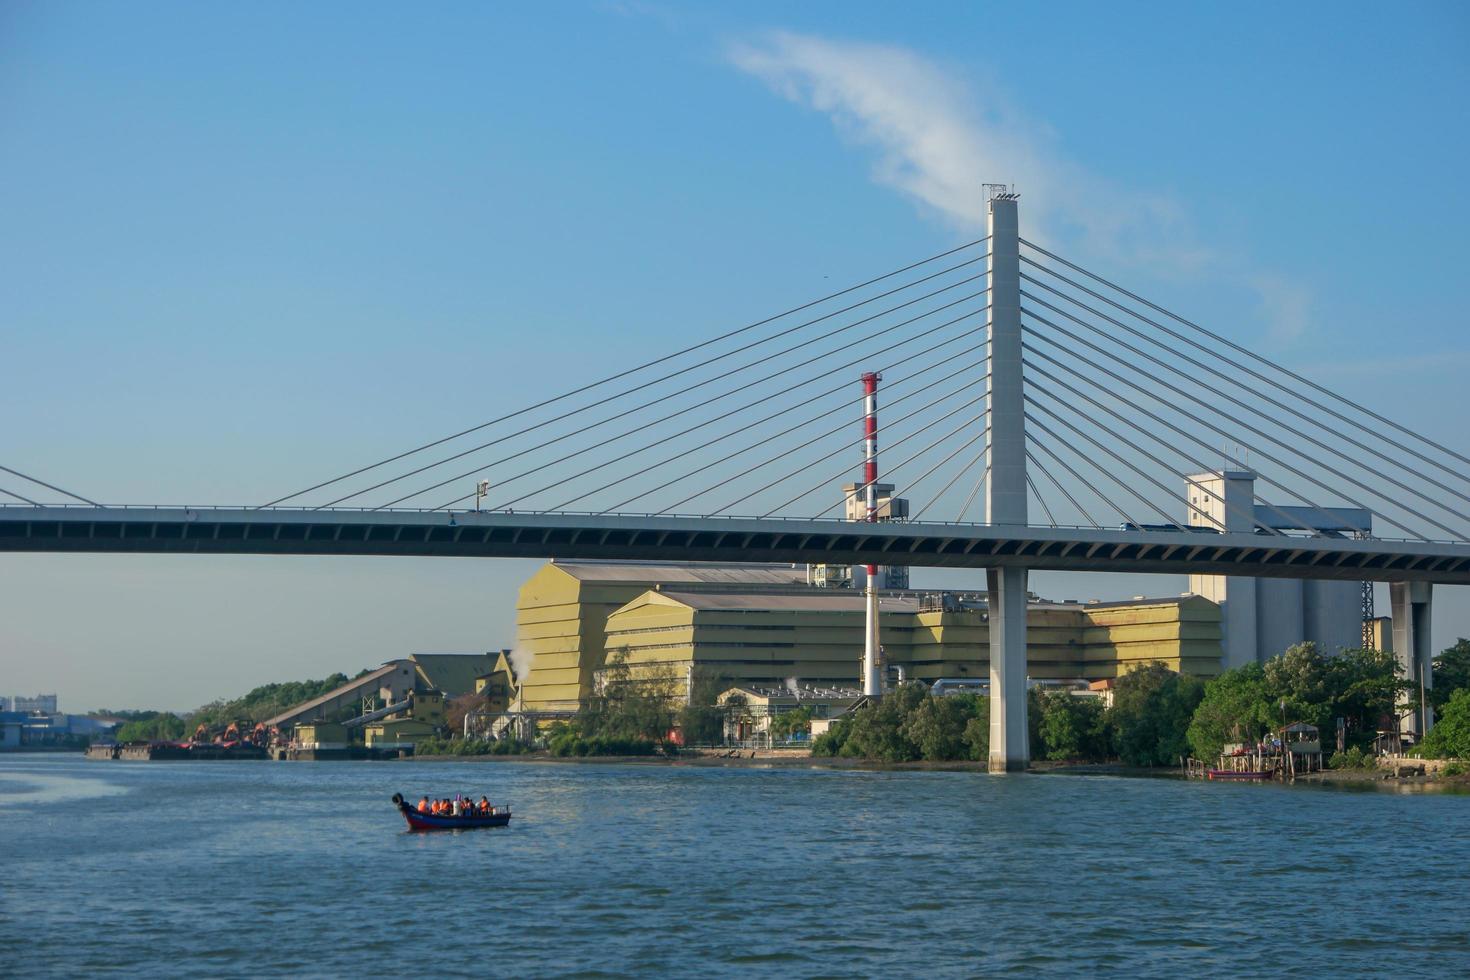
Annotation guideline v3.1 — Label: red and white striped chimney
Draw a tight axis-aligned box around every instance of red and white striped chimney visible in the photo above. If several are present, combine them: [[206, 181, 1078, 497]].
[[861, 371, 882, 696], [861, 370, 880, 537]]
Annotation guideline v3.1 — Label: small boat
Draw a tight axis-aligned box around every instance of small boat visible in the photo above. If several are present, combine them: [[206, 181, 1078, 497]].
[[1206, 769, 1274, 781], [392, 793, 512, 832]]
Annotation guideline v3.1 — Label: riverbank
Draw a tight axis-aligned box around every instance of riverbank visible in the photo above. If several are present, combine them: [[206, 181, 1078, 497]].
[[403, 749, 1470, 790]]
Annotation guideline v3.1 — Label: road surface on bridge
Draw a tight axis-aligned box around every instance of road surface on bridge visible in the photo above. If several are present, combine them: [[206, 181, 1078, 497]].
[[5, 505, 1470, 584]]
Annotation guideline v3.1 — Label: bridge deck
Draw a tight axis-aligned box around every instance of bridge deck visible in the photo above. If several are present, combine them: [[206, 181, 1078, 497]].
[[3, 507, 1469, 583]]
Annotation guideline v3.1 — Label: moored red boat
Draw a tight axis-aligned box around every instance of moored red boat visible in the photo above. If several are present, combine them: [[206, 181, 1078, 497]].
[[1206, 769, 1274, 781], [392, 793, 512, 831]]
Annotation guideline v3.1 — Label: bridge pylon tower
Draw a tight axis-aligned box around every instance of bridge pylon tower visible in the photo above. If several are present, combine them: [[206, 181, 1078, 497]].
[[984, 188, 1030, 773]]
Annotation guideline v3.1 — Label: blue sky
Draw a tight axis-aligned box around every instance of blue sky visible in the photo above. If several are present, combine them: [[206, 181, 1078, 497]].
[[3, 2, 1468, 710]]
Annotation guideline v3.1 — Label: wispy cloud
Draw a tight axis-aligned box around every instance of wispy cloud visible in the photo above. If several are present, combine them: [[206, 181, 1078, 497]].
[[727, 31, 1309, 342]]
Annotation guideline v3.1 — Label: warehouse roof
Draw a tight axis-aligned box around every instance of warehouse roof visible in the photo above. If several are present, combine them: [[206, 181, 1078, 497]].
[[412, 653, 502, 697], [641, 590, 923, 612], [550, 560, 808, 585], [263, 660, 412, 727]]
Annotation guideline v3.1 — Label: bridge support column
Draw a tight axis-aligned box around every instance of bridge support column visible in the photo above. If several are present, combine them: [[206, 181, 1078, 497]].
[[984, 191, 1028, 773], [1391, 581, 1434, 736], [987, 565, 1029, 772]]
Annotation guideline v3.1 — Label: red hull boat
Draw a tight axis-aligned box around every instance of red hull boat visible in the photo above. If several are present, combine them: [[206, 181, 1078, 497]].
[[392, 793, 512, 831], [1206, 769, 1274, 781]]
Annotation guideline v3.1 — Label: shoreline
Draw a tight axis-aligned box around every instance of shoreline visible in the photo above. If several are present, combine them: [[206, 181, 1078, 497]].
[[400, 751, 1470, 790]]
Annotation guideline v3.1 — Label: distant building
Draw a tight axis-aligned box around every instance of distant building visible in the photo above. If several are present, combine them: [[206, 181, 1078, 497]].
[[11, 694, 58, 714], [263, 653, 508, 751], [1187, 470, 1369, 666], [716, 685, 865, 742], [0, 712, 22, 749]]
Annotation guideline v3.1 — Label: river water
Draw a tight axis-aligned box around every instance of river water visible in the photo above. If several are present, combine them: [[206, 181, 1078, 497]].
[[1, 755, 1467, 977]]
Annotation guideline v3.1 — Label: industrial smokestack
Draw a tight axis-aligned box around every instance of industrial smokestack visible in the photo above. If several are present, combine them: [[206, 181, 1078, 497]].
[[861, 371, 882, 697]]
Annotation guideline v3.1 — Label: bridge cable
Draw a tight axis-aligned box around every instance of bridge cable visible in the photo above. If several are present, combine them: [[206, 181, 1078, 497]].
[[0, 485, 42, 506], [955, 461, 992, 524], [1025, 448, 1098, 528], [1021, 272, 1470, 524], [1019, 242, 1470, 488], [593, 337, 992, 515], [1022, 303, 1457, 541], [911, 446, 987, 522], [1024, 337, 1379, 540], [807, 415, 991, 520], [736, 383, 992, 518], [1023, 308, 1416, 539], [260, 238, 990, 508], [485, 304, 993, 513], [1023, 353, 1309, 536], [1027, 473, 1058, 527], [1024, 432, 1140, 528], [1022, 308, 1434, 542], [0, 464, 100, 507], [371, 283, 993, 510], [1025, 377, 1269, 535], [1023, 406, 1184, 530], [880, 422, 995, 520], [719, 371, 991, 518], [682, 367, 991, 518]]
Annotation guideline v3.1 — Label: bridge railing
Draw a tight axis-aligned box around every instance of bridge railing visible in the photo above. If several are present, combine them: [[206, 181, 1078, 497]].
[[5, 500, 1468, 546]]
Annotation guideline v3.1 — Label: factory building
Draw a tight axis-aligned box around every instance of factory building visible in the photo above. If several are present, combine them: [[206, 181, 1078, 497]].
[[8, 694, 58, 713], [511, 468, 1376, 711], [601, 588, 1224, 696], [1186, 469, 1368, 667], [515, 561, 816, 710], [515, 559, 1224, 710]]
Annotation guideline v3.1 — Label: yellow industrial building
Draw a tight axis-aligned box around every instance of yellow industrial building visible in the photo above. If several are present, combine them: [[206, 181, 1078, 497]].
[[515, 560, 1225, 710]]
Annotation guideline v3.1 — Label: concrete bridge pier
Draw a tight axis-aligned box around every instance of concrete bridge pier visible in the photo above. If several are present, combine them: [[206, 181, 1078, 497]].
[[984, 189, 1029, 773], [987, 565, 1030, 772], [1391, 581, 1434, 735]]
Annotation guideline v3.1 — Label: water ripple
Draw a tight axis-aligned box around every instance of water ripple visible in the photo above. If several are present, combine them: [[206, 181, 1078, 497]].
[[0, 756, 1467, 977]]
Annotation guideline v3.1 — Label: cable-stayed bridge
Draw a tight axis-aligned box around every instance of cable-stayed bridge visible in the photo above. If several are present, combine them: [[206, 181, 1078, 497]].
[[5, 192, 1467, 769]]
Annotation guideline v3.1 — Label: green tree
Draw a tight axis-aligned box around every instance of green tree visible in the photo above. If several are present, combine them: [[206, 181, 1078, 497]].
[[769, 706, 814, 741], [188, 671, 358, 731], [677, 667, 730, 745], [1325, 647, 1408, 740], [1034, 690, 1110, 762], [1261, 643, 1334, 732], [1431, 639, 1470, 710], [1108, 663, 1204, 766], [962, 708, 989, 762], [811, 715, 850, 757], [902, 694, 981, 761], [678, 703, 725, 745], [1417, 688, 1470, 760], [812, 688, 988, 762], [115, 713, 187, 742], [571, 650, 677, 750], [1187, 663, 1274, 761], [841, 683, 928, 762]]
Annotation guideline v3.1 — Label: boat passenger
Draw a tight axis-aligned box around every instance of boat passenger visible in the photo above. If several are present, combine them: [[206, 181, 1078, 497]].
[[417, 796, 430, 814], [452, 797, 463, 817], [479, 796, 491, 815]]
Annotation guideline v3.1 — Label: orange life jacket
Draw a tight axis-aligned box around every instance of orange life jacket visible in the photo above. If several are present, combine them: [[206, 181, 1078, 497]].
[[417, 799, 429, 813]]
